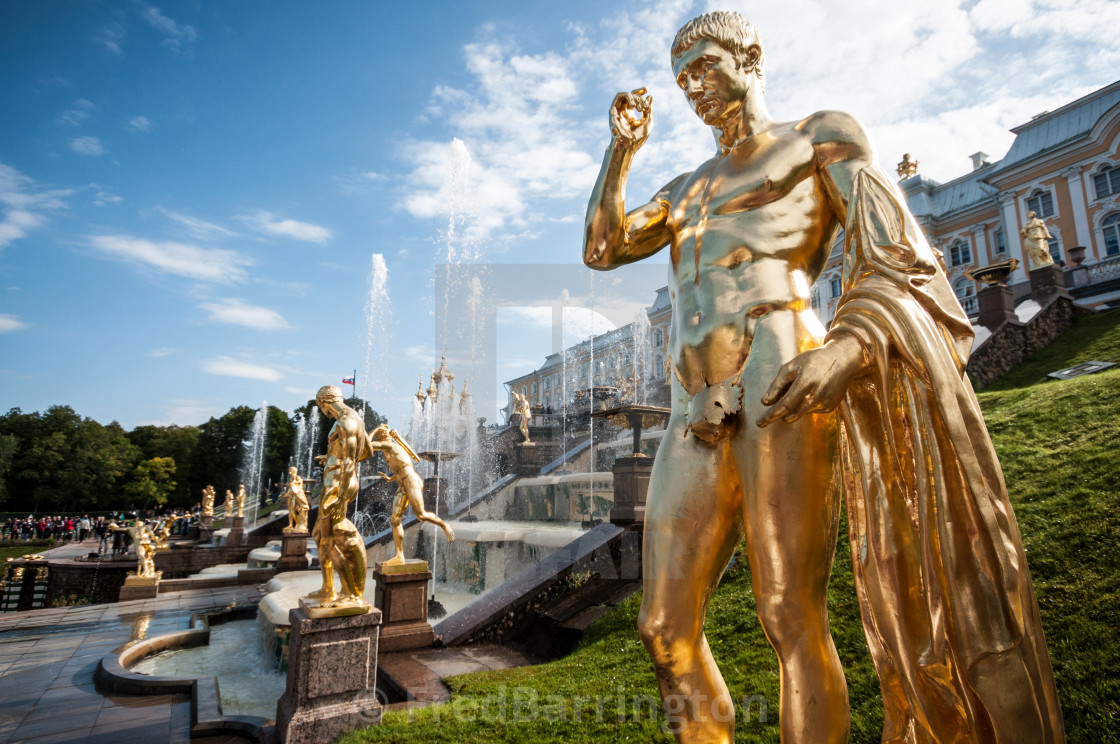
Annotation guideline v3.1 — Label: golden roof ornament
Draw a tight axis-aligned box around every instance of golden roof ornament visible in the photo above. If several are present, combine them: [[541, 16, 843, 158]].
[[415, 377, 426, 402], [896, 153, 919, 179]]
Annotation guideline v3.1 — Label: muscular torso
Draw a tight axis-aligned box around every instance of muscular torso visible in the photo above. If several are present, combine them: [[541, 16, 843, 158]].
[[664, 119, 841, 393]]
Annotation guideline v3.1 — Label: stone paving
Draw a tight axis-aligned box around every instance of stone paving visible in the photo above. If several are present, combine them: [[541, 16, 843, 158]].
[[0, 584, 263, 744]]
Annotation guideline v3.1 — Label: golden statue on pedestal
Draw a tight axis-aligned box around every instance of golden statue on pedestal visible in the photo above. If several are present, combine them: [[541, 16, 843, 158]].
[[223, 489, 234, 517], [372, 424, 455, 566], [109, 520, 159, 579], [512, 391, 532, 443], [201, 485, 215, 517], [284, 466, 309, 533], [303, 385, 371, 616], [236, 484, 246, 518], [584, 11, 1063, 743]]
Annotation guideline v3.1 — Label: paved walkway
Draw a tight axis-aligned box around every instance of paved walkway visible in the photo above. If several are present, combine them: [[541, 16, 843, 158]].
[[0, 584, 263, 744]]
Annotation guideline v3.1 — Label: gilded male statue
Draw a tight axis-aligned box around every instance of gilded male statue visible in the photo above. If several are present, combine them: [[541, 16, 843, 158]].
[[201, 485, 214, 517], [235, 484, 246, 518], [223, 489, 234, 517], [284, 466, 309, 533], [513, 391, 532, 442], [1021, 210, 1055, 268], [585, 11, 1063, 743], [307, 385, 370, 610], [371, 424, 455, 566], [108, 520, 158, 578]]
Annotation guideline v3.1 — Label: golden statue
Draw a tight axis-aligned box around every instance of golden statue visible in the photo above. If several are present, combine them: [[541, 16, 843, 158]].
[[371, 424, 455, 566], [151, 515, 189, 550], [284, 466, 309, 533], [584, 11, 1063, 743], [1021, 210, 1055, 268], [513, 391, 532, 443], [223, 489, 234, 517], [305, 385, 371, 615], [109, 520, 158, 578], [201, 485, 215, 517], [896, 152, 919, 179], [236, 484, 246, 518]]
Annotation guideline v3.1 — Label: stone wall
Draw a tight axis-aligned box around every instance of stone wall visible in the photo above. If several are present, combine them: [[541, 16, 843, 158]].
[[968, 296, 1088, 389], [45, 559, 132, 606], [154, 544, 255, 579]]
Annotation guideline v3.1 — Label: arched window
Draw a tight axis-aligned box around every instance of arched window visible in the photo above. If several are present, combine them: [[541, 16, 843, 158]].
[[829, 276, 842, 298], [653, 354, 664, 378], [531, 382, 537, 395], [949, 241, 972, 267], [1026, 189, 1055, 218], [1103, 213, 1120, 257], [993, 229, 1006, 255], [953, 276, 975, 301], [1093, 165, 1120, 199]]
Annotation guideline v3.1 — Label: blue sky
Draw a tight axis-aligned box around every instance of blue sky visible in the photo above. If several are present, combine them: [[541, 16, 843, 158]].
[[1, 0, 1117, 430]]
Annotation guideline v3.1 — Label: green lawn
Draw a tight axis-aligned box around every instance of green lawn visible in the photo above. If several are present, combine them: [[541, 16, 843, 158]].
[[345, 309, 1120, 744]]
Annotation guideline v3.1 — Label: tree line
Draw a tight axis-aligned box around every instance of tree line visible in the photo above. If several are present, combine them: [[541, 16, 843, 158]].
[[0, 397, 385, 515]]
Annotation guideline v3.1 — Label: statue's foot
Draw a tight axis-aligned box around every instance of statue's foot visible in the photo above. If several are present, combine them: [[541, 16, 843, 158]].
[[323, 595, 366, 609], [307, 588, 336, 602], [381, 554, 406, 566]]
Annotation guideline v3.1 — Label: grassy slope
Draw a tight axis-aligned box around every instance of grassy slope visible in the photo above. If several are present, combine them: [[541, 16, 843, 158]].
[[345, 310, 1120, 744]]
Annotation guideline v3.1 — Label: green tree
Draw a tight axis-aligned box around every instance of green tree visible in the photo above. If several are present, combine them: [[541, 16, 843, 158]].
[[124, 457, 177, 511], [128, 424, 200, 506], [0, 433, 18, 505]]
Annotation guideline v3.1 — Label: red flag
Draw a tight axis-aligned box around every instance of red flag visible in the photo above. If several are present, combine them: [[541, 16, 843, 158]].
[[342, 377, 355, 386]]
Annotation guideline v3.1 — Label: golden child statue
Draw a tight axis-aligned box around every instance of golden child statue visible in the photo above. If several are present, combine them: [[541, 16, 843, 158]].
[[371, 424, 455, 566], [585, 11, 1063, 743], [284, 466, 310, 533], [235, 484, 246, 518], [304, 385, 371, 615]]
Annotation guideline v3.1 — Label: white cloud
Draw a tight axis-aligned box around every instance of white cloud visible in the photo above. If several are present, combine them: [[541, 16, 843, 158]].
[[59, 99, 95, 127], [0, 314, 26, 333], [203, 356, 282, 381], [0, 163, 71, 250], [93, 24, 124, 55], [285, 386, 318, 396], [88, 234, 252, 283], [128, 116, 152, 132], [200, 298, 289, 330], [94, 191, 123, 206], [240, 211, 332, 244], [142, 6, 197, 53], [157, 207, 238, 241], [70, 136, 105, 157], [139, 402, 224, 426], [145, 347, 177, 357]]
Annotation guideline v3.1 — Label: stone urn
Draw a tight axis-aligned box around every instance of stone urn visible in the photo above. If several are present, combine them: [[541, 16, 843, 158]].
[[1067, 245, 1086, 268]]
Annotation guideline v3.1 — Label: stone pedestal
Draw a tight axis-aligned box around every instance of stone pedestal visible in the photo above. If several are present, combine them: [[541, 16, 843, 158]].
[[226, 516, 245, 547], [278, 530, 311, 572], [276, 606, 383, 744], [1030, 263, 1071, 301], [373, 561, 436, 651], [610, 456, 652, 527], [119, 573, 161, 601], [422, 478, 450, 517], [197, 514, 213, 543], [515, 442, 541, 477], [977, 284, 1017, 330]]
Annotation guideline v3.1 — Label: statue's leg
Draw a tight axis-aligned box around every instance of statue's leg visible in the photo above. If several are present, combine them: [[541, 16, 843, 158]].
[[385, 491, 408, 563], [309, 506, 336, 600], [638, 385, 743, 744], [408, 474, 455, 541], [733, 315, 848, 743]]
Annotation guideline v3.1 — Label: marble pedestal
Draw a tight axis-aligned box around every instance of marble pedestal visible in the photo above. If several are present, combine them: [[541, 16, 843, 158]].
[[977, 284, 1017, 330], [515, 441, 541, 477], [226, 516, 245, 547], [373, 560, 436, 651], [119, 573, 161, 601], [422, 477, 450, 517], [277, 530, 310, 572], [197, 514, 213, 542], [276, 606, 383, 744], [1030, 263, 1071, 301], [610, 456, 652, 527]]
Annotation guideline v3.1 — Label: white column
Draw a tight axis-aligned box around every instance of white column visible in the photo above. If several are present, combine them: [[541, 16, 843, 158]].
[[998, 191, 1026, 283], [1062, 166, 1093, 252], [970, 222, 989, 264]]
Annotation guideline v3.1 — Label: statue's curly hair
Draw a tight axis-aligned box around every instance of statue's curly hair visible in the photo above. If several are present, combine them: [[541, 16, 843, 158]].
[[671, 11, 765, 86]]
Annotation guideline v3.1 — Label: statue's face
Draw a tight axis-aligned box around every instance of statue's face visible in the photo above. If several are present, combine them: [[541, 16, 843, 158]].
[[672, 39, 753, 127], [317, 396, 341, 419]]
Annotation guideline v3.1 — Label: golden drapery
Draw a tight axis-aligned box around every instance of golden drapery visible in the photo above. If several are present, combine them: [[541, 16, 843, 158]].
[[828, 167, 1065, 743]]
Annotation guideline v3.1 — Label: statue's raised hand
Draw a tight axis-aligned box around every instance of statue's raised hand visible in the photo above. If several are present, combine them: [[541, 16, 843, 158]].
[[610, 87, 653, 148]]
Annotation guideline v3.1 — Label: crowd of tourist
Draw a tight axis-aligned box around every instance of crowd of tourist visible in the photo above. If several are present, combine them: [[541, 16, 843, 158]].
[[3, 506, 202, 546]]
